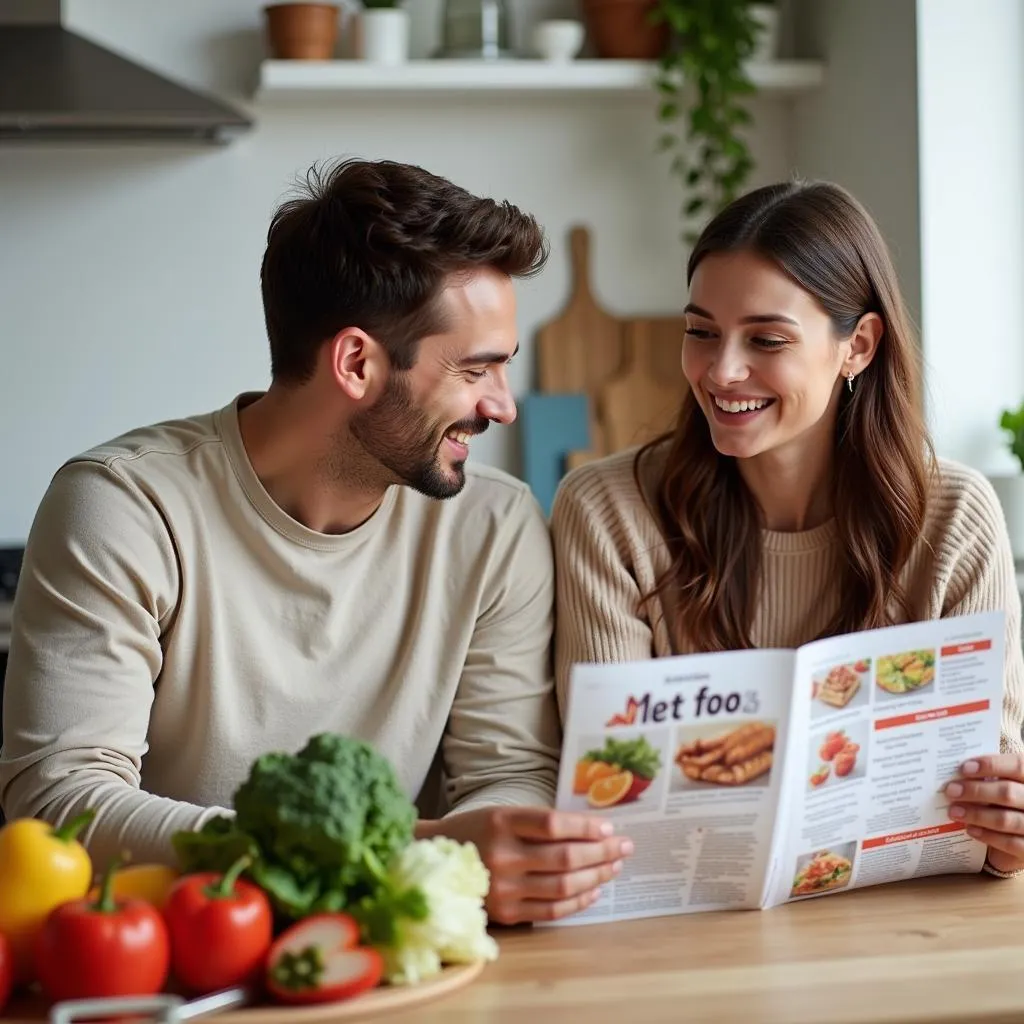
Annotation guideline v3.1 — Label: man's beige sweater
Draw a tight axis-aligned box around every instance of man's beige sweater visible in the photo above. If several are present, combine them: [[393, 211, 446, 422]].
[[0, 396, 561, 869], [551, 445, 1024, 759]]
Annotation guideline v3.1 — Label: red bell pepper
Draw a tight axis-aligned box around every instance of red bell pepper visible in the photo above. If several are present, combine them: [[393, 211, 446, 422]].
[[34, 858, 170, 1003], [163, 855, 273, 994], [265, 914, 382, 1006]]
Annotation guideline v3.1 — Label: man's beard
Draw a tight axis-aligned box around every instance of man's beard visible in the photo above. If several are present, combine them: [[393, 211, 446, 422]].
[[350, 372, 488, 500]]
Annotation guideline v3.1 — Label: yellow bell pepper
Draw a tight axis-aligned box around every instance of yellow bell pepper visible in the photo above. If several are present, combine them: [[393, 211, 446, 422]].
[[86, 863, 179, 911], [0, 810, 95, 983]]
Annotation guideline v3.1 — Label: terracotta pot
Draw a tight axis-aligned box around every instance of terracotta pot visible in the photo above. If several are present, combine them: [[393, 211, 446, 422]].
[[264, 3, 340, 60], [581, 0, 668, 60]]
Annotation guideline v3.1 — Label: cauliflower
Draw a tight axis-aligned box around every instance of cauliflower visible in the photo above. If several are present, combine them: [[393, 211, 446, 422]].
[[376, 836, 499, 985]]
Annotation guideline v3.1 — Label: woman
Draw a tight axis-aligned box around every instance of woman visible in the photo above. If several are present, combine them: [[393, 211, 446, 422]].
[[551, 180, 1024, 877]]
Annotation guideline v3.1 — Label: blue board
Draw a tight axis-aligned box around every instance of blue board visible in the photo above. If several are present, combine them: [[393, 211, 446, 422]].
[[520, 392, 592, 517]]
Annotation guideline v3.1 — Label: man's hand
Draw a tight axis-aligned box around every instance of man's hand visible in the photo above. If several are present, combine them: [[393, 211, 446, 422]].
[[418, 806, 634, 924], [945, 754, 1024, 874]]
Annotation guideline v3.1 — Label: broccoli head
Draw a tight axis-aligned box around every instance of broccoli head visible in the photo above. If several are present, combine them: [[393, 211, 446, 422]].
[[173, 732, 417, 919]]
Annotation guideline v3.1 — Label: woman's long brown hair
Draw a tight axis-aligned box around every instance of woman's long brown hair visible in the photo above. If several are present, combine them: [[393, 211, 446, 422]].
[[637, 181, 933, 651]]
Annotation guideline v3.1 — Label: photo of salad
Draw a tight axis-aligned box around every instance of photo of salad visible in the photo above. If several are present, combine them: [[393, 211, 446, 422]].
[[876, 649, 936, 696], [789, 843, 856, 898], [572, 734, 663, 810]]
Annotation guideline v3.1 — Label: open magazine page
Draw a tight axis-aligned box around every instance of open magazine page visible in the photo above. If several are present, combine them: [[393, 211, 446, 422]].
[[549, 648, 797, 927], [763, 610, 1005, 908]]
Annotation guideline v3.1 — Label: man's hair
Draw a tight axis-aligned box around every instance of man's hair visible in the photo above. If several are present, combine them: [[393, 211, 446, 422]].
[[260, 158, 548, 382]]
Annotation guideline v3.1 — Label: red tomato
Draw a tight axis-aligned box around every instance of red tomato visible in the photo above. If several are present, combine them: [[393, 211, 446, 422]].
[[163, 856, 273, 994], [34, 860, 170, 1003], [265, 914, 381, 1006], [0, 931, 12, 1013]]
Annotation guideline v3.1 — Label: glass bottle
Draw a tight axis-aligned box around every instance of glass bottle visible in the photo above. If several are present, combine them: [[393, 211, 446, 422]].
[[437, 0, 513, 60]]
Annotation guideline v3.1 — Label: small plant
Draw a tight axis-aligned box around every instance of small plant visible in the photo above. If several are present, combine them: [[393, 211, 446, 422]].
[[652, 0, 765, 242], [1000, 402, 1024, 471]]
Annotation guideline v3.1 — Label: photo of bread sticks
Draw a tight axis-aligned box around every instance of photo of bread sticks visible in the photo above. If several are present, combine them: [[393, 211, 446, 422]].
[[672, 720, 776, 789]]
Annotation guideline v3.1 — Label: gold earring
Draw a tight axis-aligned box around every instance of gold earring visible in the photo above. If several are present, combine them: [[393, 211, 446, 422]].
[[846, 371, 855, 393]]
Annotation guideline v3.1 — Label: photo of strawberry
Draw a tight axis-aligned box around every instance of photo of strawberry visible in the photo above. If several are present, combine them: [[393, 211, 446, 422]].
[[806, 724, 867, 791]]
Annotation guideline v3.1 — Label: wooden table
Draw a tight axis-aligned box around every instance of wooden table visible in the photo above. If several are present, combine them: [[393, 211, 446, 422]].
[[371, 875, 1024, 1024], [5, 875, 1023, 1023]]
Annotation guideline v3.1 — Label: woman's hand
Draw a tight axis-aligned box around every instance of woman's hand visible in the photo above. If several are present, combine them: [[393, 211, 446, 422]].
[[945, 755, 1024, 874]]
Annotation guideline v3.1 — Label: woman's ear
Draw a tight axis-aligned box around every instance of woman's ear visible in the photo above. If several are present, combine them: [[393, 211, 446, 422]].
[[844, 312, 884, 377], [327, 328, 387, 401]]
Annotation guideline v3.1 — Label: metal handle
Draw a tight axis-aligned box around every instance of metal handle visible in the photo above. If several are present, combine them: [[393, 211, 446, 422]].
[[51, 994, 185, 1024], [50, 987, 250, 1024]]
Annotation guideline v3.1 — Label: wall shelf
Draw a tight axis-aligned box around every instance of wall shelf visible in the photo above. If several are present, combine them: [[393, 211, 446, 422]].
[[254, 59, 825, 102]]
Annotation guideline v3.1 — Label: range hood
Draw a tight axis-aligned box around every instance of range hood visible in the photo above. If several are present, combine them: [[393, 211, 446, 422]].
[[0, 1, 252, 143]]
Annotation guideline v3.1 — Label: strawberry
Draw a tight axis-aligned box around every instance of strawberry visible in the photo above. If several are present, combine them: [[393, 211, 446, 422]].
[[265, 913, 382, 1006], [818, 731, 846, 762]]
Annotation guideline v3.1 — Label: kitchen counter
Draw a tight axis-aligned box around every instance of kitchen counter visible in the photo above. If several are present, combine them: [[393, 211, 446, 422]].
[[371, 874, 1024, 1024]]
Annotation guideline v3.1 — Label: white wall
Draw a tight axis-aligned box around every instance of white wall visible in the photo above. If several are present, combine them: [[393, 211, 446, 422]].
[[0, 0, 801, 543], [916, 0, 1024, 472], [790, 0, 921, 329]]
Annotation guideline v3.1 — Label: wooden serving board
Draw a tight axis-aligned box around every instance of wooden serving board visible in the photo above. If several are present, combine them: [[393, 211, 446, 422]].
[[535, 225, 624, 457], [4, 961, 484, 1023], [599, 317, 687, 452], [222, 962, 485, 1022]]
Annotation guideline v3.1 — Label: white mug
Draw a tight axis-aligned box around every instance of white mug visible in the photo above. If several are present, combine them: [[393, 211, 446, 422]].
[[532, 19, 584, 63]]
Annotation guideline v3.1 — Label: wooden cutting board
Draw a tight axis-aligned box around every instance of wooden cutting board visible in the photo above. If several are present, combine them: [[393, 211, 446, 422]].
[[535, 225, 624, 456], [599, 317, 688, 453]]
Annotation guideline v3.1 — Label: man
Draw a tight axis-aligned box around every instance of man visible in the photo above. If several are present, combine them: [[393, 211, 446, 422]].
[[0, 158, 631, 925]]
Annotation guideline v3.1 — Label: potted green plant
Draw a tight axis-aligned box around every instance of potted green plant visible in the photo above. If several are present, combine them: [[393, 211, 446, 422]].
[[651, 0, 773, 241], [991, 402, 1024, 563]]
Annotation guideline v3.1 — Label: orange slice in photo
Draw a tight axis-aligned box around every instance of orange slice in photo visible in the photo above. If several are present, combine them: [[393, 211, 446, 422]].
[[587, 761, 619, 785], [573, 758, 595, 794], [587, 770, 634, 808]]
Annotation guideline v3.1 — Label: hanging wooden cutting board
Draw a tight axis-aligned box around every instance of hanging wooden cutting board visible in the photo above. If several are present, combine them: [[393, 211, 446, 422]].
[[599, 317, 688, 453], [535, 225, 624, 456]]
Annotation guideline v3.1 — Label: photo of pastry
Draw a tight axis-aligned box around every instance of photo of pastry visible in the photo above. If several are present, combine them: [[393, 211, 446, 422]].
[[810, 658, 871, 719], [671, 720, 776, 790], [789, 843, 856, 898], [570, 732, 665, 811], [876, 648, 936, 698], [806, 720, 869, 791]]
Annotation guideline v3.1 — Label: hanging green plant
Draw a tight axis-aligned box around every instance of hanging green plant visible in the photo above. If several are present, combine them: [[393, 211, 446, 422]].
[[652, 0, 766, 242]]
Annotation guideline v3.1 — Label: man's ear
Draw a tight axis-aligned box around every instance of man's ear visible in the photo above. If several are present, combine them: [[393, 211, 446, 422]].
[[844, 312, 884, 377], [327, 328, 387, 401]]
